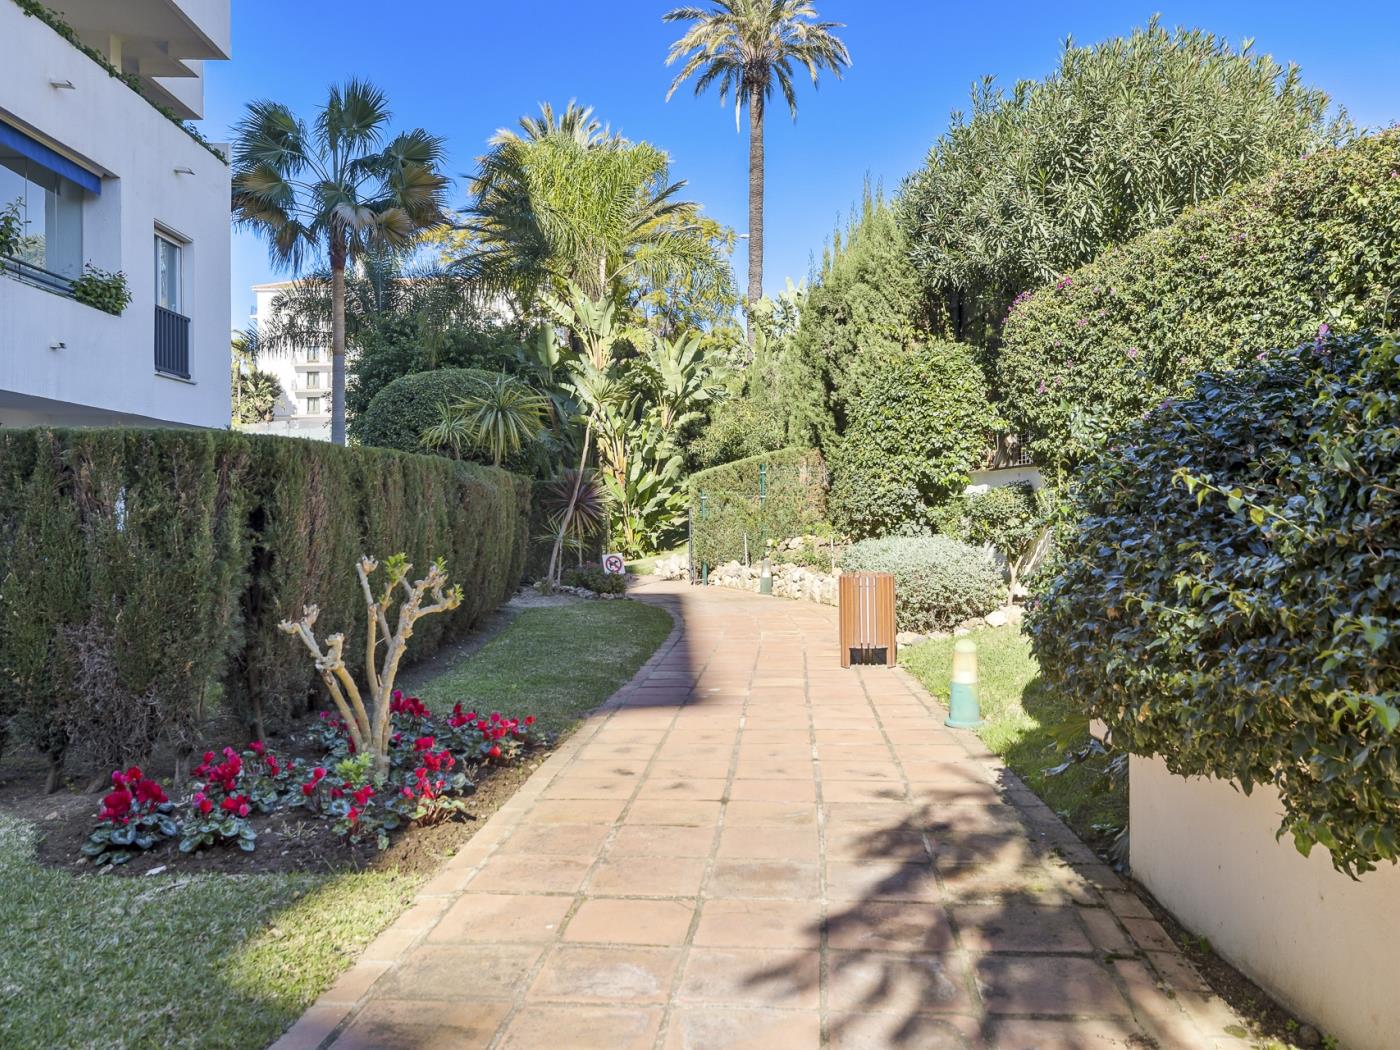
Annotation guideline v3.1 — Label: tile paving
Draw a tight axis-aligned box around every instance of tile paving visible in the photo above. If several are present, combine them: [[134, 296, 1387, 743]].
[[272, 582, 1247, 1049]]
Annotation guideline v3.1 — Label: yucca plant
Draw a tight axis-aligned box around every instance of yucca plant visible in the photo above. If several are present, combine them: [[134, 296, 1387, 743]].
[[420, 374, 550, 465], [540, 468, 609, 565]]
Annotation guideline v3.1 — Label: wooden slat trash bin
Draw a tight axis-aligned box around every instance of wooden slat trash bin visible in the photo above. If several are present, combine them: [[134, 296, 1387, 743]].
[[839, 571, 897, 668]]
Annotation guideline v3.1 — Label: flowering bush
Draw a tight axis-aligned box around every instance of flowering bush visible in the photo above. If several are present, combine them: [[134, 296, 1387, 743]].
[[82, 695, 541, 861], [81, 767, 177, 865]]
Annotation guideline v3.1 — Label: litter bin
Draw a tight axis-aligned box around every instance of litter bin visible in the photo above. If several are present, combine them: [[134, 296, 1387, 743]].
[[839, 571, 896, 668]]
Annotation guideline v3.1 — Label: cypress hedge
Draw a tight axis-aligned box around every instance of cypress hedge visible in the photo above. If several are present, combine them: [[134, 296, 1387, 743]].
[[0, 429, 530, 780], [689, 448, 829, 567], [998, 130, 1400, 476]]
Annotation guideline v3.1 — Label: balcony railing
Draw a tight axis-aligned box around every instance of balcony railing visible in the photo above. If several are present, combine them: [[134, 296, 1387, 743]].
[[1, 255, 75, 296], [155, 305, 190, 379]]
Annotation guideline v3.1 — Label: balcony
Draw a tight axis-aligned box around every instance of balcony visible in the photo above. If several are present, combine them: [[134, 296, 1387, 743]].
[[154, 304, 190, 379], [983, 431, 1034, 470]]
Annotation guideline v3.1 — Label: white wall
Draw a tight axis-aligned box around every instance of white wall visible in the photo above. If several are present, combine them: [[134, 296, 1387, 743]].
[[0, 0, 230, 429], [1131, 754, 1400, 1050]]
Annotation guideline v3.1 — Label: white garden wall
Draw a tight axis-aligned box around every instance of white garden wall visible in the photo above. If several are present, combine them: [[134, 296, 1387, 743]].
[[1130, 754, 1400, 1050]]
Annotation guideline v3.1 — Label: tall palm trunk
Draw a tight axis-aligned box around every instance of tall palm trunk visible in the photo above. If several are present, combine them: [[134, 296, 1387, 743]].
[[746, 88, 765, 340], [330, 245, 348, 445]]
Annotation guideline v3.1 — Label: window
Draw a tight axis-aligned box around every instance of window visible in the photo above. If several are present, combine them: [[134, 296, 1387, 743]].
[[305, 371, 320, 389], [155, 233, 183, 314], [0, 143, 86, 278], [304, 396, 322, 415], [304, 346, 321, 362]]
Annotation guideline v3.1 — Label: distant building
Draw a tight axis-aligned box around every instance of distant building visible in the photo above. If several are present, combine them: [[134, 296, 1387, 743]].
[[240, 280, 334, 441], [0, 0, 233, 428]]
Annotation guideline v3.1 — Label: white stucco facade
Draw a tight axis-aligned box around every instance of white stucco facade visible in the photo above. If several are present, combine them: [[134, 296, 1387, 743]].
[[0, 0, 231, 429], [238, 280, 334, 441], [1131, 754, 1400, 1050]]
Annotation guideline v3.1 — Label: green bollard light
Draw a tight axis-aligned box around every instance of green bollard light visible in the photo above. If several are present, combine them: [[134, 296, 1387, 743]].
[[758, 557, 773, 595], [944, 638, 984, 729]]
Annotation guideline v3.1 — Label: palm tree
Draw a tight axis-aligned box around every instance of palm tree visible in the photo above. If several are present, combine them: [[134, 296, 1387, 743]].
[[664, 1, 850, 321], [450, 103, 734, 325], [231, 80, 449, 444]]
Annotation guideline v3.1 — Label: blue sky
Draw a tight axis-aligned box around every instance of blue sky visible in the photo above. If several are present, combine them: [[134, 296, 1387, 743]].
[[206, 1, 1400, 328]]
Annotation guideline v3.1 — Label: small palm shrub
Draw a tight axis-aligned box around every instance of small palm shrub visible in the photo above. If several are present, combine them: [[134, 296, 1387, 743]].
[[844, 535, 1004, 633]]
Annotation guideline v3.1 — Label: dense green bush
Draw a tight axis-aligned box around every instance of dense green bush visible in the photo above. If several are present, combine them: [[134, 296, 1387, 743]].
[[1029, 334, 1400, 876], [561, 563, 627, 595], [938, 482, 1047, 594], [348, 324, 524, 419], [689, 449, 828, 567], [844, 535, 1004, 633], [827, 341, 994, 539], [790, 189, 929, 448], [899, 19, 1344, 348], [0, 429, 531, 777], [349, 367, 531, 463], [999, 130, 1400, 475]]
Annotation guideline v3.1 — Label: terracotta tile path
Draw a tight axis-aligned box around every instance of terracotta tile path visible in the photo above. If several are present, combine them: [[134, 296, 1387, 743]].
[[272, 582, 1249, 1050]]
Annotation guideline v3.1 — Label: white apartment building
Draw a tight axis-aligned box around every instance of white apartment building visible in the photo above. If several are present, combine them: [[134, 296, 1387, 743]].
[[0, 0, 232, 428], [241, 280, 334, 441]]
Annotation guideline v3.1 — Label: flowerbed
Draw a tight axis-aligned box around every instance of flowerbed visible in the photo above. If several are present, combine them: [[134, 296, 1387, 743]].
[[80, 691, 539, 866]]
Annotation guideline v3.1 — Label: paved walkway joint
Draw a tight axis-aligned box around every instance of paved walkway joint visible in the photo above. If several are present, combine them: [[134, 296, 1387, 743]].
[[273, 583, 1248, 1050]]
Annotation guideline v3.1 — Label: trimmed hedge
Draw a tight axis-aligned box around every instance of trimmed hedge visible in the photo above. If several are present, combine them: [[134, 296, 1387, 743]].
[[0, 429, 530, 777], [827, 341, 994, 539], [689, 448, 828, 568], [999, 130, 1400, 476], [1028, 334, 1400, 875], [349, 367, 530, 462], [844, 535, 1004, 633]]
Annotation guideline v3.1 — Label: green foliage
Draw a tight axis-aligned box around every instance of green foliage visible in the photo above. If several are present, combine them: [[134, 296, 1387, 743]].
[[448, 102, 735, 325], [790, 188, 928, 447], [999, 131, 1400, 475], [689, 448, 828, 567], [900, 17, 1346, 347], [421, 374, 550, 466], [0, 428, 531, 771], [844, 535, 1005, 633], [232, 366, 283, 424], [0, 197, 22, 258], [561, 563, 627, 595], [827, 341, 994, 539], [939, 482, 1047, 593], [1028, 334, 1400, 876], [351, 367, 534, 465], [68, 265, 131, 315]]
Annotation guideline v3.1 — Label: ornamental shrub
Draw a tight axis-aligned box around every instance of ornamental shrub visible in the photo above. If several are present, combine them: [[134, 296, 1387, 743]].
[[689, 448, 828, 568], [899, 18, 1345, 349], [938, 482, 1048, 595], [561, 563, 627, 595], [844, 535, 1004, 633], [1028, 333, 1400, 875], [999, 130, 1400, 476], [827, 341, 994, 539], [350, 367, 531, 463]]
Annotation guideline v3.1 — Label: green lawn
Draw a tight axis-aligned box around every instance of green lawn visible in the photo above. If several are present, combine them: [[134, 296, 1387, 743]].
[[0, 598, 672, 1050], [901, 625, 1126, 850]]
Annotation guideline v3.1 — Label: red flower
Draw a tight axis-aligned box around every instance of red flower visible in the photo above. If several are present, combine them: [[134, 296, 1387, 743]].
[[346, 806, 360, 823], [248, 741, 265, 756], [352, 785, 375, 806], [524, 715, 536, 726], [487, 745, 502, 759], [312, 767, 326, 780], [301, 783, 315, 797], [413, 736, 435, 752]]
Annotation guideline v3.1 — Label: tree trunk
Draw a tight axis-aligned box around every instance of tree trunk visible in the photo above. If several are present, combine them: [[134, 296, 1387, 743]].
[[330, 246, 348, 446], [746, 89, 766, 342]]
